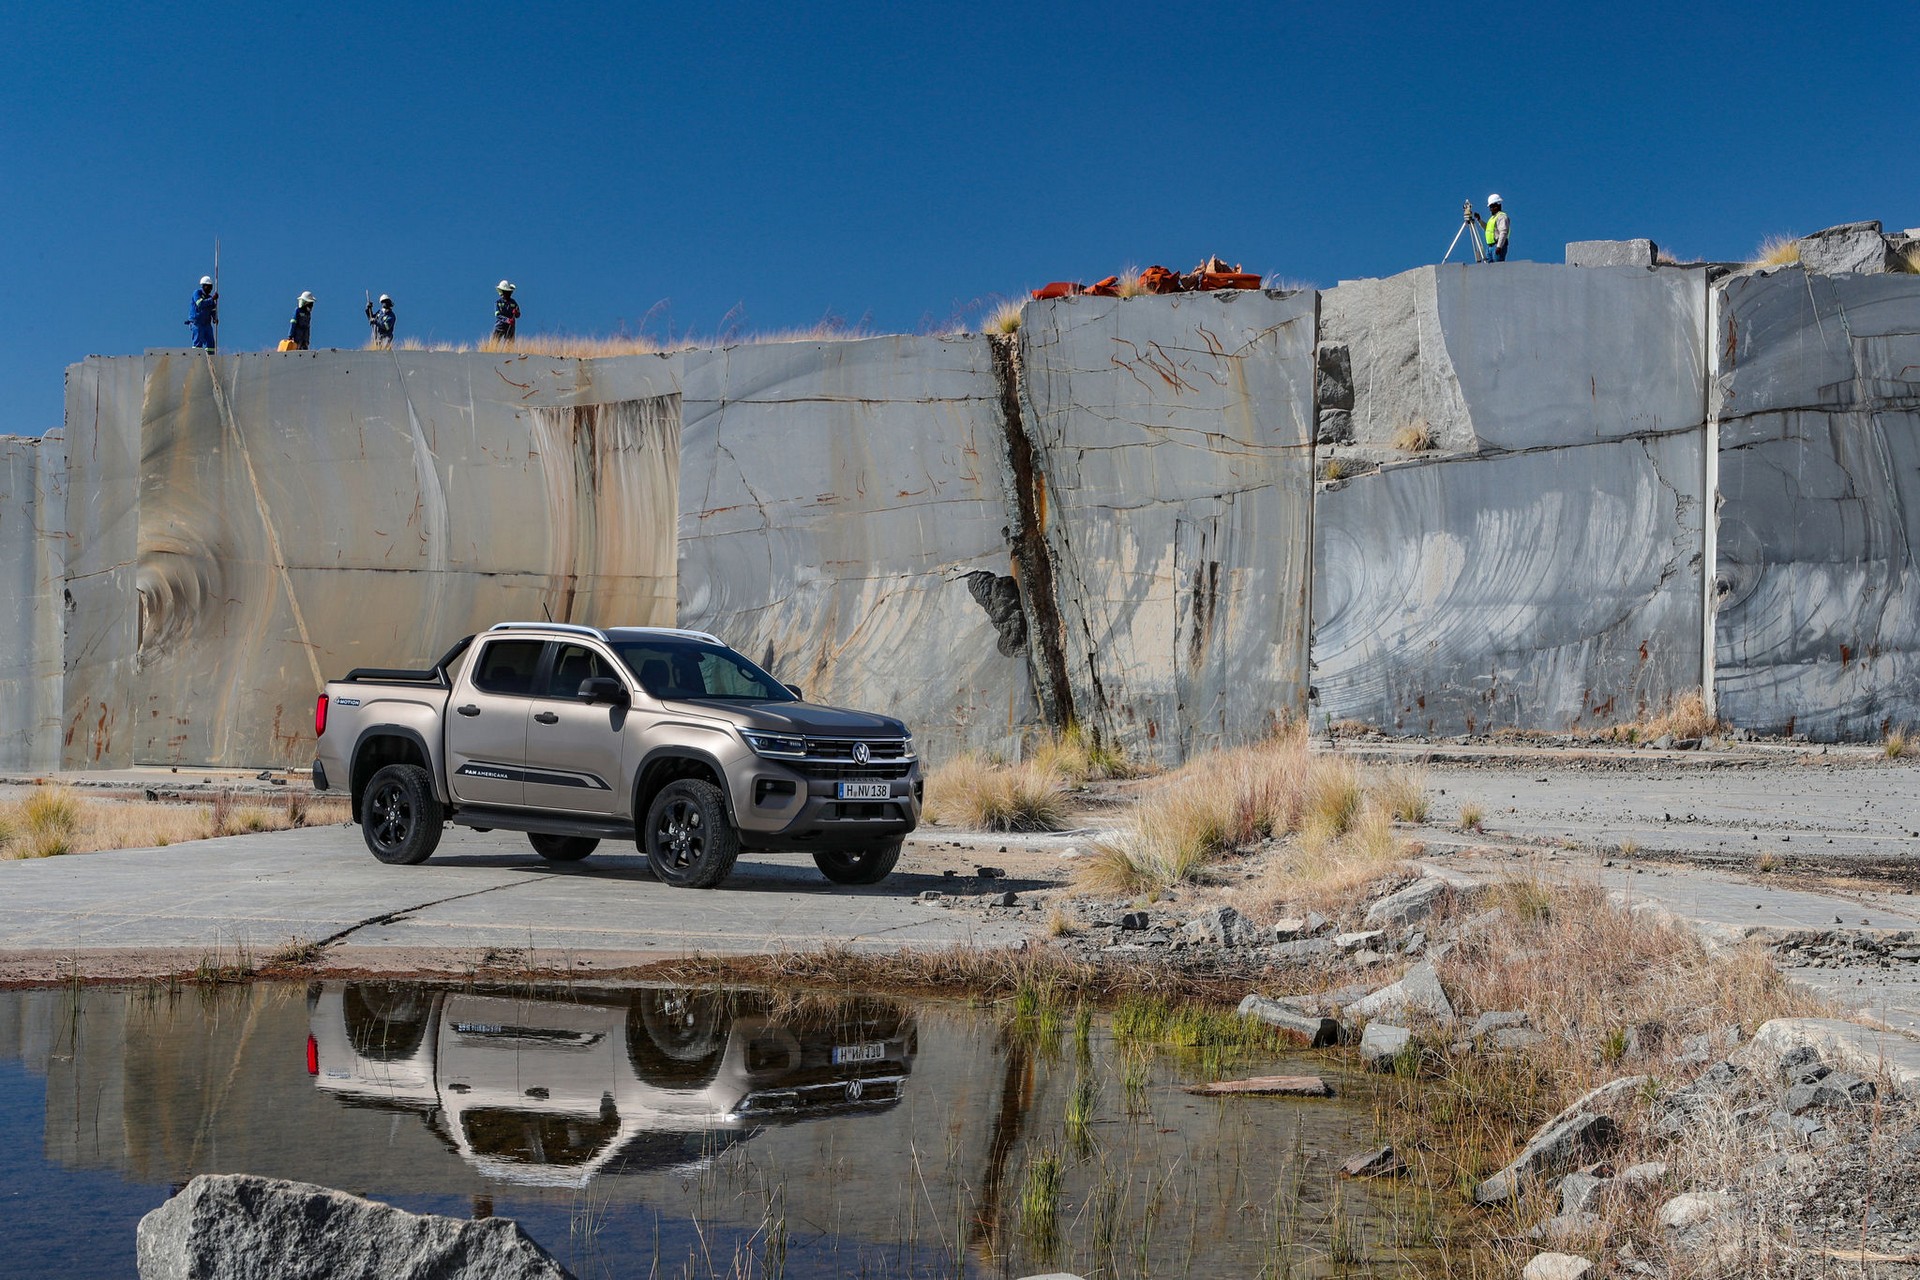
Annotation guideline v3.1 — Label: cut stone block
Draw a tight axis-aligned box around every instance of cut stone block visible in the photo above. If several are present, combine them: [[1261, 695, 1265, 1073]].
[[1796, 220, 1899, 275], [1565, 239, 1657, 268], [1237, 994, 1341, 1047]]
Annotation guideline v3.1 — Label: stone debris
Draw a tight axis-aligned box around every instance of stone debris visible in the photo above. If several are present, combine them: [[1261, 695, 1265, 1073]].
[[1182, 905, 1258, 948], [137, 1173, 574, 1280], [1332, 929, 1385, 952], [1358, 1022, 1412, 1071], [1346, 959, 1455, 1024], [1180, 1075, 1332, 1098], [1362, 877, 1453, 929], [1467, 1009, 1530, 1039], [1520, 1253, 1594, 1280], [1118, 911, 1149, 930], [1339, 1145, 1406, 1178], [1794, 220, 1901, 275], [1236, 994, 1341, 1047], [1558, 1171, 1609, 1215], [1473, 1112, 1617, 1205], [1527, 1212, 1603, 1246], [1657, 1190, 1736, 1232]]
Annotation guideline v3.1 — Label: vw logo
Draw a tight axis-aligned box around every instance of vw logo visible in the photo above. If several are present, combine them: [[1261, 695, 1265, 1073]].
[[852, 741, 871, 765], [847, 1078, 864, 1101]]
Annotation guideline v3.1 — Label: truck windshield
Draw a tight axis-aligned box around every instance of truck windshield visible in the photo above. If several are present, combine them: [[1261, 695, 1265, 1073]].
[[611, 638, 796, 702]]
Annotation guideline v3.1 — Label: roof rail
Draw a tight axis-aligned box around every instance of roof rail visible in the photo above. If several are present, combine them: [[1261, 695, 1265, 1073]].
[[487, 621, 611, 640], [607, 625, 724, 645]]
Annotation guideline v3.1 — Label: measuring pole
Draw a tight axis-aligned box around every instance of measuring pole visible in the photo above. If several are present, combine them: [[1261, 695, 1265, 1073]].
[[212, 237, 221, 346]]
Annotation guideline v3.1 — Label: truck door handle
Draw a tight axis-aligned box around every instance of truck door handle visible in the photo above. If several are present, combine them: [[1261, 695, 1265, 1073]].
[[456, 704, 480, 717], [533, 711, 559, 724]]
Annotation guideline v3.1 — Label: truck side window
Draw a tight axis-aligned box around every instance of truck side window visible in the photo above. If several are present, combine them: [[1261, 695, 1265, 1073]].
[[546, 644, 611, 698], [472, 639, 544, 696]]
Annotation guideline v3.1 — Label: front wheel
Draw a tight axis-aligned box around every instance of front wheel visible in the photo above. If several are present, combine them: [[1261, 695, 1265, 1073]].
[[529, 833, 598, 862], [361, 764, 443, 865], [643, 779, 740, 889], [813, 839, 903, 885]]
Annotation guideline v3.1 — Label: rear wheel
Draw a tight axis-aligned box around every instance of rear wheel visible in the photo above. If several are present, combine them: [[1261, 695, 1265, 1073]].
[[643, 779, 740, 889], [528, 833, 598, 862], [361, 764, 442, 865], [813, 839, 903, 885]]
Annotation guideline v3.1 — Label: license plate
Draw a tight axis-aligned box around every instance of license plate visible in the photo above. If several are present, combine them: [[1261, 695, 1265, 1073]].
[[837, 781, 890, 800], [832, 1042, 886, 1064]]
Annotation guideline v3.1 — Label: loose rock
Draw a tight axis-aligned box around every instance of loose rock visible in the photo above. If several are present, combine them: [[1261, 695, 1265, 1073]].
[[137, 1173, 575, 1280], [1521, 1254, 1594, 1280], [1347, 959, 1455, 1023], [1359, 1022, 1413, 1071], [1362, 877, 1453, 929], [1473, 1113, 1617, 1204], [1237, 994, 1341, 1047], [1340, 1145, 1406, 1178]]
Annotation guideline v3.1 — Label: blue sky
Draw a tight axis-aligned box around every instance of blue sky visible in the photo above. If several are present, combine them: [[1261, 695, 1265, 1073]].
[[5, 1, 1912, 432]]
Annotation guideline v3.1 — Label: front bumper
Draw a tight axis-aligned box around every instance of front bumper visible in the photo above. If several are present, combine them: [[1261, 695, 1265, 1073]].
[[733, 761, 922, 849]]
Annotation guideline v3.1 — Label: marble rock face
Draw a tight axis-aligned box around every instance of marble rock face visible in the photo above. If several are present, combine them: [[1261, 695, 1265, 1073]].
[[1015, 289, 1317, 762], [1713, 269, 1920, 737]]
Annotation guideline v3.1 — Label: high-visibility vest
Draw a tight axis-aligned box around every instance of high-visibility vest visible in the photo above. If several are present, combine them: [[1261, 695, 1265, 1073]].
[[1486, 211, 1508, 246]]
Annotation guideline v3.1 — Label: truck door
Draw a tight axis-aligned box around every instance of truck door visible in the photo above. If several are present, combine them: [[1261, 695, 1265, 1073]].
[[446, 637, 543, 807], [522, 642, 628, 816]]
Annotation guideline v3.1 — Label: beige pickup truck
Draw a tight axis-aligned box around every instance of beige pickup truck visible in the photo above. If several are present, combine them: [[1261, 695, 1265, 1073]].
[[311, 623, 920, 888]]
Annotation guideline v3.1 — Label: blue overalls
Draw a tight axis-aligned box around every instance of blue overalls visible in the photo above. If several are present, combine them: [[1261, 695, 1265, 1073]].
[[188, 291, 217, 349]]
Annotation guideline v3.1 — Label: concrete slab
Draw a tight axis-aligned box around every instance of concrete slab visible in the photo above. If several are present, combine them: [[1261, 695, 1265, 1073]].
[[1016, 290, 1316, 761], [1313, 430, 1706, 735], [0, 825, 1035, 966]]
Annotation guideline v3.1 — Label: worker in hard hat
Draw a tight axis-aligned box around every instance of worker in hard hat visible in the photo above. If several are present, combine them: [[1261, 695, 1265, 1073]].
[[493, 281, 520, 345], [1484, 194, 1511, 263], [286, 291, 316, 351], [366, 294, 396, 349], [186, 276, 218, 349]]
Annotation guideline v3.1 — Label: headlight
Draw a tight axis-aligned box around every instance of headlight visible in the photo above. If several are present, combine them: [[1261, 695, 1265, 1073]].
[[741, 730, 808, 758]]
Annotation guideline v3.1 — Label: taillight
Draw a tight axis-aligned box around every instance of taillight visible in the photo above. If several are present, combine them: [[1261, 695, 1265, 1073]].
[[314, 693, 329, 737], [306, 1034, 319, 1076]]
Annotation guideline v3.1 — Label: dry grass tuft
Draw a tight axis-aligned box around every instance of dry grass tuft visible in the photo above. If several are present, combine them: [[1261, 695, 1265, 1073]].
[[1027, 724, 1140, 784], [1322, 457, 1348, 482], [1372, 765, 1430, 823], [924, 755, 1068, 832], [1885, 726, 1910, 759], [1601, 689, 1722, 744], [1390, 421, 1437, 452], [984, 299, 1024, 335], [1114, 267, 1151, 299], [1750, 234, 1802, 269], [1076, 726, 1413, 897], [1457, 801, 1486, 832]]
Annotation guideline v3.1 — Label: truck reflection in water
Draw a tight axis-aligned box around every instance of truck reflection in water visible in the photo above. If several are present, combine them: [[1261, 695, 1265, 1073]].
[[308, 983, 917, 1189]]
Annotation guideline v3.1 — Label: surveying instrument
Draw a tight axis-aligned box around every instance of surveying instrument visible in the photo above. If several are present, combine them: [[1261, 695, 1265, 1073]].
[[1443, 199, 1489, 264]]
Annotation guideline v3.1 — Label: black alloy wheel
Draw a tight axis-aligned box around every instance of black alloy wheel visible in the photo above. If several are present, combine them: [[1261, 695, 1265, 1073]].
[[361, 764, 443, 865], [643, 779, 740, 889]]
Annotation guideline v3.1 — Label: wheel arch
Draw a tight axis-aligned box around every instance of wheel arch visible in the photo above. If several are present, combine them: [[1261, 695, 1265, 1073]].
[[350, 726, 436, 822], [632, 747, 736, 827]]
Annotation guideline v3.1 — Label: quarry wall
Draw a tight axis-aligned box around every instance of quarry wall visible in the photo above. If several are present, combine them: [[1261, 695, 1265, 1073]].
[[7, 256, 1920, 772]]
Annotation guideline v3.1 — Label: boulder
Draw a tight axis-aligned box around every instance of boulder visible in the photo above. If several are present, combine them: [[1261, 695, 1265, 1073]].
[[1472, 1113, 1617, 1204], [137, 1174, 574, 1280], [1545, 1075, 1645, 1130], [1347, 959, 1455, 1023], [1359, 1022, 1413, 1071], [1362, 877, 1452, 929], [1559, 1171, 1610, 1215], [1183, 905, 1257, 948], [1796, 221, 1900, 275], [1521, 1254, 1594, 1280], [1237, 994, 1341, 1047], [1527, 1212, 1602, 1246], [1340, 1145, 1406, 1178], [1565, 238, 1658, 268], [1658, 1190, 1735, 1232], [1333, 929, 1386, 952]]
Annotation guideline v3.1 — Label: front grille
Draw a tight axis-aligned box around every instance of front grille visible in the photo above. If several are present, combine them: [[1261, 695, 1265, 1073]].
[[792, 737, 914, 780]]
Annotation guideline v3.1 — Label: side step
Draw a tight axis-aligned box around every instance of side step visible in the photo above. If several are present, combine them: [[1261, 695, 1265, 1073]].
[[450, 808, 636, 842]]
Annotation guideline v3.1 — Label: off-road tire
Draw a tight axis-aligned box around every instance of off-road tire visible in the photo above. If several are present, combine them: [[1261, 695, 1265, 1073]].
[[361, 764, 443, 865], [529, 833, 598, 862], [643, 779, 740, 889], [625, 989, 727, 1085], [812, 839, 904, 885]]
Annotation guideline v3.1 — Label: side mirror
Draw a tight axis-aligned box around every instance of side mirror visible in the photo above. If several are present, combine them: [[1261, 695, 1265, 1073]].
[[784, 684, 804, 701], [578, 676, 630, 706]]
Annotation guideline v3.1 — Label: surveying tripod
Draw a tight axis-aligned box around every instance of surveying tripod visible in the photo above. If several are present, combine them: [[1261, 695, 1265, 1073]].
[[1443, 199, 1489, 264]]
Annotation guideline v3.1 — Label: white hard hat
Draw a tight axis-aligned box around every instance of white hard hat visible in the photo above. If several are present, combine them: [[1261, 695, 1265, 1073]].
[[497, 279, 516, 292], [378, 294, 392, 304], [200, 276, 214, 287], [1487, 193, 1503, 206], [298, 291, 316, 305]]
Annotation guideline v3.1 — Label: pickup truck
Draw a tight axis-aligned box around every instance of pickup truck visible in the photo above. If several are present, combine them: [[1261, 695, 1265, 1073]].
[[311, 622, 921, 888]]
